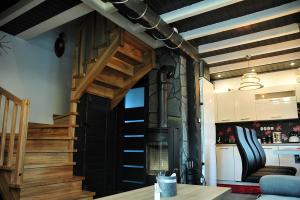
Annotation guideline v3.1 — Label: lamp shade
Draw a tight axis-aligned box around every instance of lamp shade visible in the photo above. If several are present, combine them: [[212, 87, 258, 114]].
[[239, 72, 263, 91]]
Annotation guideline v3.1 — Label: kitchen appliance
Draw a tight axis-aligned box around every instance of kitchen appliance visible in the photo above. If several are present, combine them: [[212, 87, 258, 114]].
[[272, 132, 282, 143], [289, 136, 300, 143], [288, 131, 300, 143]]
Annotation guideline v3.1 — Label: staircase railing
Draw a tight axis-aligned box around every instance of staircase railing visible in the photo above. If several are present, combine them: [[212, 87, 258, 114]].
[[0, 87, 30, 186]]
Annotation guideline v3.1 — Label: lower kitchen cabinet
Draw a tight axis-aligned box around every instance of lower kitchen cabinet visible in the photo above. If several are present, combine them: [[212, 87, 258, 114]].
[[233, 146, 242, 182], [278, 146, 300, 176], [216, 146, 235, 181], [263, 146, 279, 166], [216, 145, 300, 182]]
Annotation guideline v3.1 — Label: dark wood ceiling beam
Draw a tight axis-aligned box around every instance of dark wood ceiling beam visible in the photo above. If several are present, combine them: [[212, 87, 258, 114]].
[[209, 47, 300, 68], [200, 32, 300, 58], [172, 0, 296, 34], [190, 13, 300, 46]]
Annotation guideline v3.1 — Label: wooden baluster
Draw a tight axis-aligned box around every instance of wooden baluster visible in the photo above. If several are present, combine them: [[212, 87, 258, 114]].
[[0, 97, 9, 165], [7, 103, 18, 167], [14, 99, 29, 185], [0, 94, 2, 113]]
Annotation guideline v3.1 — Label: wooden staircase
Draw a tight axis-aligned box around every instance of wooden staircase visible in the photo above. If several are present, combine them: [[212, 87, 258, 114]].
[[0, 88, 95, 200], [71, 28, 155, 109], [0, 28, 154, 199]]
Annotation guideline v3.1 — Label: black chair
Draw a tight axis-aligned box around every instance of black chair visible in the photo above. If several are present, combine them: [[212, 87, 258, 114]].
[[234, 126, 295, 183], [250, 129, 297, 175]]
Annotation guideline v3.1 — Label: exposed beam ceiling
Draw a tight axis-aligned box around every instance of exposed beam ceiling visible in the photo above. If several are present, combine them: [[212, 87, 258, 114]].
[[204, 38, 300, 64], [209, 51, 300, 74], [17, 3, 92, 39], [181, 0, 300, 41], [198, 23, 300, 53], [160, 0, 243, 24], [81, 0, 163, 48], [0, 0, 46, 27]]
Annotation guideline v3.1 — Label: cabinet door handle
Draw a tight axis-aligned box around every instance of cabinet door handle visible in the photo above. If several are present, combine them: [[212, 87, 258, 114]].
[[240, 117, 250, 120], [221, 119, 230, 122], [271, 116, 282, 119]]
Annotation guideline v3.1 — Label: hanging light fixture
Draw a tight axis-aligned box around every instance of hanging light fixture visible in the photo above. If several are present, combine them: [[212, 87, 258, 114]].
[[239, 55, 264, 91]]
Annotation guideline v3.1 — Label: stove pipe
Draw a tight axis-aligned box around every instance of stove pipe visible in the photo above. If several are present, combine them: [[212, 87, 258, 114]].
[[158, 65, 175, 128]]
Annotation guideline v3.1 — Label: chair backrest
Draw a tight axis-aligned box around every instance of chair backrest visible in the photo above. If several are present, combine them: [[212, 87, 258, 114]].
[[234, 126, 257, 179], [244, 128, 261, 169], [250, 129, 266, 167]]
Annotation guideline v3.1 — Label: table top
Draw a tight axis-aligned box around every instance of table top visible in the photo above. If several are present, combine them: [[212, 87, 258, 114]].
[[274, 148, 300, 155], [96, 184, 231, 200]]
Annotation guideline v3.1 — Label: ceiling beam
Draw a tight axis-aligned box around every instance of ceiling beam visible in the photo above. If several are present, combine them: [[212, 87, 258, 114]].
[[160, 0, 243, 24], [0, 0, 46, 27], [17, 3, 93, 39], [209, 51, 300, 74], [203, 38, 300, 64], [181, 0, 300, 40], [199, 23, 300, 53]]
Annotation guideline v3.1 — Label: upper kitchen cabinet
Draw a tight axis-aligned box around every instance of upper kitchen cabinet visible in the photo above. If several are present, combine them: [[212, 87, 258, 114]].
[[255, 91, 298, 121], [234, 91, 256, 122], [296, 84, 300, 103], [216, 92, 235, 123]]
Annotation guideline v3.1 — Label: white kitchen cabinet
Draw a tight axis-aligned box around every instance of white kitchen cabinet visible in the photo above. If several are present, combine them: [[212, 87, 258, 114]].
[[234, 91, 256, 122], [256, 97, 298, 121], [278, 146, 300, 176], [296, 84, 300, 103], [216, 92, 235, 123], [216, 146, 235, 181], [262, 146, 279, 166], [233, 146, 242, 181]]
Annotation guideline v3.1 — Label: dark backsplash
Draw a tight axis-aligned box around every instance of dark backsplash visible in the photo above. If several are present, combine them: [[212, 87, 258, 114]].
[[216, 120, 300, 144], [216, 104, 300, 144]]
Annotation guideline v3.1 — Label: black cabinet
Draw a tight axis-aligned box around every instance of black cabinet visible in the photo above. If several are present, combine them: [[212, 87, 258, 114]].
[[74, 94, 119, 198]]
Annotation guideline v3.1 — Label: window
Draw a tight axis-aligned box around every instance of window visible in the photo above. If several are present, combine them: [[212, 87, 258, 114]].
[[125, 87, 144, 108]]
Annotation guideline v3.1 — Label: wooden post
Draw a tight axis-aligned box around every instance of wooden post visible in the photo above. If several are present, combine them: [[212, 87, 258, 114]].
[[14, 99, 29, 185], [0, 98, 9, 165], [7, 103, 18, 167], [0, 94, 2, 113]]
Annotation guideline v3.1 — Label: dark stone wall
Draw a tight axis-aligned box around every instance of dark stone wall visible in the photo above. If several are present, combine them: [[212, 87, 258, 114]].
[[148, 48, 189, 182]]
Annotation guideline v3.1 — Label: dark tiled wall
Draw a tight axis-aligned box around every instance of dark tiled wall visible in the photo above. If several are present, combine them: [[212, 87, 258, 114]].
[[216, 104, 300, 144]]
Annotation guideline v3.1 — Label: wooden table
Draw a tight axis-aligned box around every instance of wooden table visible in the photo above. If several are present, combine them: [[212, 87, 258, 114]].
[[96, 184, 231, 200]]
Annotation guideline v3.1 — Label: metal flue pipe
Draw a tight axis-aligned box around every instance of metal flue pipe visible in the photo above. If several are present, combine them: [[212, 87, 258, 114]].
[[109, 0, 201, 62]]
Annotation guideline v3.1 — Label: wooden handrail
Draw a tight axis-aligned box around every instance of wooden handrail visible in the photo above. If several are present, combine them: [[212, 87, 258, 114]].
[[0, 87, 22, 105], [0, 87, 30, 186]]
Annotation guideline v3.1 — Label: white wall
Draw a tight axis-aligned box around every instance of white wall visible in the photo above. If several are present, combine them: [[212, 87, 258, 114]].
[[0, 23, 76, 124], [214, 69, 298, 93]]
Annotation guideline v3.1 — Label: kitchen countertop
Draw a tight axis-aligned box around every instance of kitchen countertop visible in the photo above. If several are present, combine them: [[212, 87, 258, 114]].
[[216, 143, 300, 146]]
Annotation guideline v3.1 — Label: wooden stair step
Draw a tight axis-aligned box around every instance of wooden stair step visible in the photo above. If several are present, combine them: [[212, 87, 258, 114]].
[[86, 84, 115, 99], [27, 136, 77, 140], [24, 162, 75, 169], [12, 176, 84, 189], [95, 72, 124, 88], [0, 165, 14, 171], [106, 57, 134, 76], [24, 149, 77, 153], [21, 190, 94, 200], [117, 42, 143, 64], [28, 124, 78, 129], [0, 134, 76, 140], [53, 112, 78, 121]]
